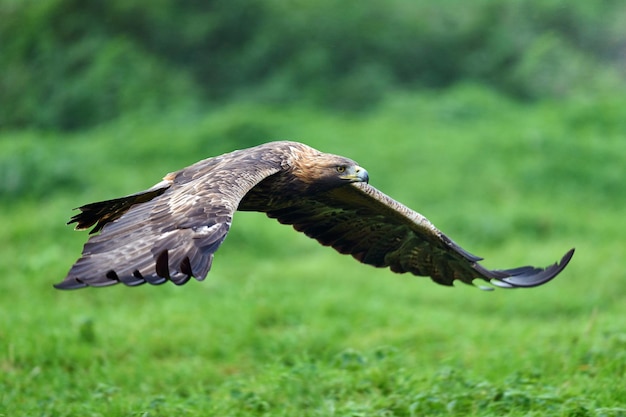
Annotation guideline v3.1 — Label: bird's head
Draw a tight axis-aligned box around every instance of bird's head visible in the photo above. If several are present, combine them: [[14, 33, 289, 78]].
[[289, 149, 369, 193]]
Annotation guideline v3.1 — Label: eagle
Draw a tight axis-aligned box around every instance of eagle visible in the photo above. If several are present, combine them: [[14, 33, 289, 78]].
[[56, 141, 574, 290]]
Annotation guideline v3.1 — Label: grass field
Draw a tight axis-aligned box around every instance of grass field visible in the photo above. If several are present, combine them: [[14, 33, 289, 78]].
[[1, 86, 625, 416]]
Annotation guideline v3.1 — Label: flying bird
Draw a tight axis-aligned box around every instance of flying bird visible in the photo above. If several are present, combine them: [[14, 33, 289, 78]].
[[57, 141, 574, 290]]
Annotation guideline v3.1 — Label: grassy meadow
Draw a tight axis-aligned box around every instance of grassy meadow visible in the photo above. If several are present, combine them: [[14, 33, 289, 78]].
[[1, 86, 625, 416]]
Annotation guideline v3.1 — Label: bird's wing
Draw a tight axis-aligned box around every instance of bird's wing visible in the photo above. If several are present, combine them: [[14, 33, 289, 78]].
[[266, 182, 574, 289], [56, 153, 283, 289]]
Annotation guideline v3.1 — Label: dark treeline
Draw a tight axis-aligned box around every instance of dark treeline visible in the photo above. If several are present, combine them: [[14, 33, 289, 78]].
[[2, 0, 625, 130]]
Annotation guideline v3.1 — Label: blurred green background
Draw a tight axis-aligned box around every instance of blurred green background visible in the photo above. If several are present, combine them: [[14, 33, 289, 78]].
[[1, 0, 625, 416], [2, 0, 626, 130]]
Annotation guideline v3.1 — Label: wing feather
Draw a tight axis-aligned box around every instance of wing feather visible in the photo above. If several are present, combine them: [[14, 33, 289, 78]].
[[268, 182, 573, 289], [56, 146, 285, 289]]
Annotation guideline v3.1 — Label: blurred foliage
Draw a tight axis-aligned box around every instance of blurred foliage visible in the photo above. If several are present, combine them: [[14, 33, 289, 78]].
[[1, 0, 626, 130]]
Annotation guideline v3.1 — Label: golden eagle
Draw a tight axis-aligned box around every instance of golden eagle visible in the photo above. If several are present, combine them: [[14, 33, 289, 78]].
[[56, 141, 573, 290]]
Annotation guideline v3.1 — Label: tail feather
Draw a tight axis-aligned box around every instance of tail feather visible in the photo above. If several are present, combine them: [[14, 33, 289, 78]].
[[68, 187, 168, 234]]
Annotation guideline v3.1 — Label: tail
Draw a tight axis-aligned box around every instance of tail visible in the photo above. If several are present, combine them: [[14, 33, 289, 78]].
[[68, 187, 168, 234]]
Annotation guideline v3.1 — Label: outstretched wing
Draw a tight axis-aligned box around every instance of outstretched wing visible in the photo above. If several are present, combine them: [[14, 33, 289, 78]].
[[266, 182, 574, 289], [56, 153, 283, 289]]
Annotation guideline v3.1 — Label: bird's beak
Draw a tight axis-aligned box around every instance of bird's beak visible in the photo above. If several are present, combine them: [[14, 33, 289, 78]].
[[356, 166, 369, 183], [342, 165, 369, 184]]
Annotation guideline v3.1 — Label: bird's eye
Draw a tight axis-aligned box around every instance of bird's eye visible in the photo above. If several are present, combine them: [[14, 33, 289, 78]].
[[336, 166, 346, 173]]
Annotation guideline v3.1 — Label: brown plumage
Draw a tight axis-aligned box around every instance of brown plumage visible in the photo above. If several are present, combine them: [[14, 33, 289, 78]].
[[57, 141, 574, 290]]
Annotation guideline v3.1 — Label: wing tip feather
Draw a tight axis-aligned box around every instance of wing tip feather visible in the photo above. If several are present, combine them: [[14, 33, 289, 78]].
[[488, 247, 575, 289], [53, 278, 87, 290]]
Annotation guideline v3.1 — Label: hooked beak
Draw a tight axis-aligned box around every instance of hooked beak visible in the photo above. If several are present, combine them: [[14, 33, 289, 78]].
[[342, 165, 369, 184]]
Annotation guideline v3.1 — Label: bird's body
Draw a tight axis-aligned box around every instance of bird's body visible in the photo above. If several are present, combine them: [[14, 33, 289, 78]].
[[57, 141, 573, 290]]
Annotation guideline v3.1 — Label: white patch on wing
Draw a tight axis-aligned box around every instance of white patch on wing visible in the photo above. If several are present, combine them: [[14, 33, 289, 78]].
[[148, 178, 173, 191], [193, 223, 223, 235]]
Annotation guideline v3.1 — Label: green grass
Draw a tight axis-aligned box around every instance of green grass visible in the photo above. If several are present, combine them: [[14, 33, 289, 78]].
[[1, 86, 625, 416]]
